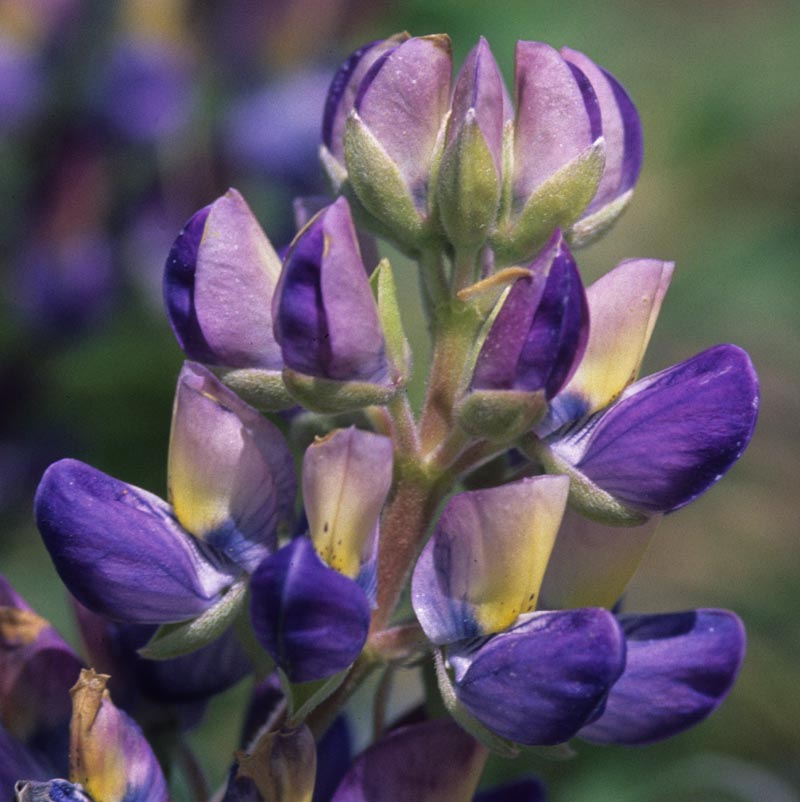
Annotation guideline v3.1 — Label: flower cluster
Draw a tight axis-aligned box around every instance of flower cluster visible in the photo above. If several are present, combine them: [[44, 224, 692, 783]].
[[6, 31, 759, 802]]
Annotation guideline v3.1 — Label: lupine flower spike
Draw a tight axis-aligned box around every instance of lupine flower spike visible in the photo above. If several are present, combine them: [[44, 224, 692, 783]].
[[20, 29, 760, 802]]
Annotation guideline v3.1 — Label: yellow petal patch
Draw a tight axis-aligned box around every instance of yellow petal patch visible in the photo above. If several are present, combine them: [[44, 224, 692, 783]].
[[450, 476, 569, 636], [168, 383, 248, 539], [303, 428, 393, 578], [562, 259, 673, 414]]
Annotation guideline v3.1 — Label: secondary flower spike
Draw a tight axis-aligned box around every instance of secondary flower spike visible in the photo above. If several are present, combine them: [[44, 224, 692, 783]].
[[34, 362, 296, 624]]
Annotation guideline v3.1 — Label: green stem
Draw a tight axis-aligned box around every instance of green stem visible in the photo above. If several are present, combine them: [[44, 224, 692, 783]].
[[418, 300, 483, 453], [369, 621, 430, 662], [305, 651, 380, 739], [418, 247, 449, 315], [451, 246, 480, 294], [386, 390, 420, 459]]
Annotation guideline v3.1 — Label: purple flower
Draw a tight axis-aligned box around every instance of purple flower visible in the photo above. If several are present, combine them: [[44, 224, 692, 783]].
[[472, 233, 587, 396], [34, 362, 295, 625], [273, 198, 394, 411], [412, 478, 627, 746], [250, 536, 372, 683], [330, 718, 487, 802], [164, 189, 284, 372], [250, 427, 393, 681], [0, 576, 82, 777], [535, 259, 759, 521], [579, 609, 746, 745]]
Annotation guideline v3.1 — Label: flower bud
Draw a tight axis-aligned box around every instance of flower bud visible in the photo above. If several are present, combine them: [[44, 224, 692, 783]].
[[321, 34, 410, 182], [274, 198, 396, 412], [164, 189, 291, 410], [492, 42, 607, 264], [342, 35, 452, 250], [437, 38, 507, 252], [458, 232, 588, 440], [561, 48, 643, 247]]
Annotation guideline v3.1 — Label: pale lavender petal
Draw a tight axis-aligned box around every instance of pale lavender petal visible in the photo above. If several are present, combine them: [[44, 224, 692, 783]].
[[450, 609, 625, 745], [543, 259, 673, 431], [323, 36, 409, 162], [303, 427, 393, 588], [250, 537, 370, 682], [580, 610, 745, 744], [35, 459, 237, 624], [449, 37, 506, 171], [550, 345, 760, 514], [164, 189, 283, 370], [513, 43, 597, 207], [168, 362, 296, 571], [355, 36, 452, 208], [539, 507, 660, 610], [331, 718, 486, 802]]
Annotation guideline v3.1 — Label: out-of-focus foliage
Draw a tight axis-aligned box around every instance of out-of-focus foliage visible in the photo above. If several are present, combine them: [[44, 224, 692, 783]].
[[1, 0, 797, 799]]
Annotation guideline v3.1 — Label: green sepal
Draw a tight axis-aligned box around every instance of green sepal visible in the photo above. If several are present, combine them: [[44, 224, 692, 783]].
[[566, 188, 634, 249], [456, 389, 547, 442], [278, 666, 350, 727], [138, 576, 248, 660], [492, 138, 606, 266], [530, 439, 648, 526], [370, 258, 412, 381], [282, 368, 399, 414], [433, 649, 520, 758], [436, 112, 501, 252], [344, 111, 426, 249], [215, 367, 295, 411]]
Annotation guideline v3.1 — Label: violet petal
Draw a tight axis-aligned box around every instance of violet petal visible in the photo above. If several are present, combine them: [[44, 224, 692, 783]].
[[551, 344, 760, 514], [450, 608, 625, 745], [580, 610, 745, 744], [250, 537, 370, 682], [35, 459, 237, 624]]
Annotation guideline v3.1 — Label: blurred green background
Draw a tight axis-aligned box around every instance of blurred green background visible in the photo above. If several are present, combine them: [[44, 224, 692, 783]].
[[1, 0, 798, 799]]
